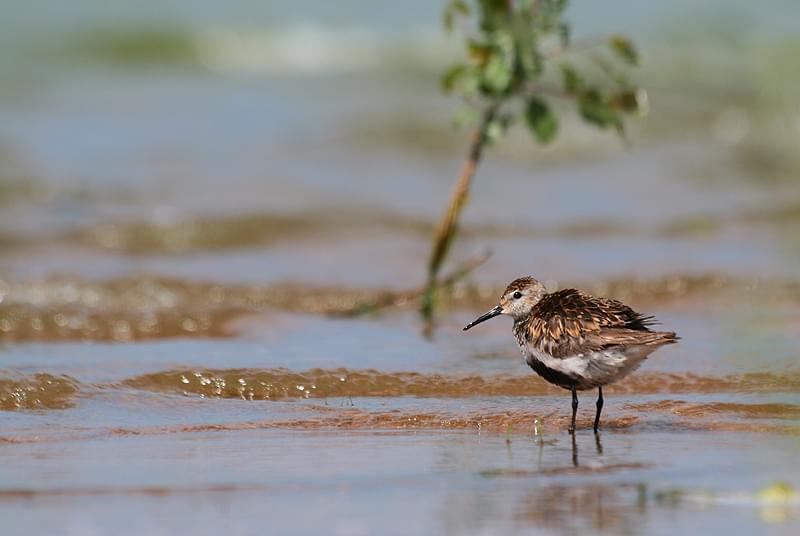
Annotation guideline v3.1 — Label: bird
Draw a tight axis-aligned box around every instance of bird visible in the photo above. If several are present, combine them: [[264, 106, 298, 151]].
[[463, 276, 678, 433]]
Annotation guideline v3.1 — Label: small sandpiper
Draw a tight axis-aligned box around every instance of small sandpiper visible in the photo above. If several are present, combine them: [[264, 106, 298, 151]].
[[463, 276, 678, 433]]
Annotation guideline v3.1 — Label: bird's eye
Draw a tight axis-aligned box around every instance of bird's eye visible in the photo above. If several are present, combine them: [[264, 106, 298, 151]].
[[512, 291, 522, 299]]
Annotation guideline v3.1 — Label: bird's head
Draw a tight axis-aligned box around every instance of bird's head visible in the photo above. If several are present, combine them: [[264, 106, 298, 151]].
[[463, 276, 548, 330]]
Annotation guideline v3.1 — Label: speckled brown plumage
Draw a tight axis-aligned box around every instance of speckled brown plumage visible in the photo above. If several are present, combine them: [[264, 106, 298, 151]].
[[518, 288, 674, 359]]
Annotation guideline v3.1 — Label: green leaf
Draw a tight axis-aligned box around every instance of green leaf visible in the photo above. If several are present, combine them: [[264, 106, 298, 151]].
[[609, 35, 638, 65], [524, 97, 558, 144], [483, 110, 516, 146], [482, 54, 512, 93], [579, 91, 622, 130], [560, 63, 582, 94], [479, 31, 515, 95], [467, 40, 492, 66], [478, 0, 511, 31], [441, 64, 467, 93], [441, 64, 480, 97], [509, 4, 541, 80], [484, 117, 507, 145]]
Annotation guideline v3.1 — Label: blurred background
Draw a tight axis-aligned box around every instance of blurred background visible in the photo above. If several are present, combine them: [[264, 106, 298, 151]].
[[1, 0, 799, 288], [2, 1, 800, 534]]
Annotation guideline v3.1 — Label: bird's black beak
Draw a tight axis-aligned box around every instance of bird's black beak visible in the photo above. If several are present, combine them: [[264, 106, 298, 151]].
[[463, 305, 503, 331]]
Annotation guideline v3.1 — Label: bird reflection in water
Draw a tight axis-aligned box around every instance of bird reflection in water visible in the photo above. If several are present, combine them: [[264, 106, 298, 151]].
[[569, 431, 604, 467]]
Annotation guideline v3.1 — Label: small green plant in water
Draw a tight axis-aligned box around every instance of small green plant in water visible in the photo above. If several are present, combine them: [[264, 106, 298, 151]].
[[423, 0, 645, 320]]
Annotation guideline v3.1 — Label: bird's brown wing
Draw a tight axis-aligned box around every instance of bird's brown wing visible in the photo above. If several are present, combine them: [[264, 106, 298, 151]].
[[526, 289, 674, 358]]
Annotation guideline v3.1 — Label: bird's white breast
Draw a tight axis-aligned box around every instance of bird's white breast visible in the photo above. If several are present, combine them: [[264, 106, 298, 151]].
[[522, 343, 649, 389]]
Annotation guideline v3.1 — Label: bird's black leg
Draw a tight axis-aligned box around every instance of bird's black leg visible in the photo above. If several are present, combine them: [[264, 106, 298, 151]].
[[593, 386, 604, 433], [569, 385, 578, 434]]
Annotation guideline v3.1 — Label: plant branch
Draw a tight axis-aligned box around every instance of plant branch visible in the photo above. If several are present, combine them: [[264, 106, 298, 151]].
[[342, 249, 492, 317], [421, 103, 499, 320]]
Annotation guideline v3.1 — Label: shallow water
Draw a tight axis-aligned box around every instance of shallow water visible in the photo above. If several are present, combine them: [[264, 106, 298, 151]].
[[2, 427, 799, 534], [2, 293, 800, 534]]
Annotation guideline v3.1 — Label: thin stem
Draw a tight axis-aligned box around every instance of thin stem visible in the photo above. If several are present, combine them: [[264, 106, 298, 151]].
[[343, 249, 491, 318], [421, 103, 499, 321]]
